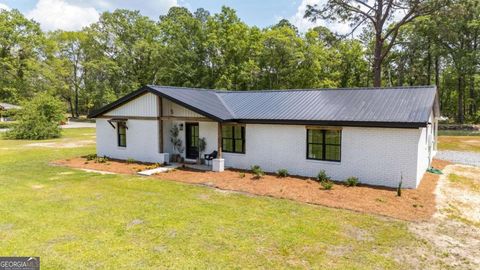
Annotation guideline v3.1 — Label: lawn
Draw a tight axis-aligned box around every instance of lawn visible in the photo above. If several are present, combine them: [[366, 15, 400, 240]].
[[0, 128, 432, 269], [437, 135, 480, 152]]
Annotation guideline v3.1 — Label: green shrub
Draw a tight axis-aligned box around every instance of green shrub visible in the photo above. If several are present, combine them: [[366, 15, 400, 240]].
[[277, 169, 289, 178], [346, 176, 359, 187], [6, 93, 64, 140], [239, 172, 245, 178], [126, 158, 136, 164], [316, 170, 330, 182], [251, 165, 265, 179], [321, 179, 334, 190], [85, 154, 97, 161], [96, 157, 108, 163], [0, 122, 16, 129]]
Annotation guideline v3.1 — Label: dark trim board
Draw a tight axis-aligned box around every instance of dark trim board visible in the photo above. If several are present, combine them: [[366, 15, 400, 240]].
[[233, 119, 427, 129]]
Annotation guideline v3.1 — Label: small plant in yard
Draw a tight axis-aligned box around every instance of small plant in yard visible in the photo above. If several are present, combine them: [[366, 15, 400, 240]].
[[239, 172, 245, 178], [277, 169, 289, 178], [126, 158, 136, 164], [346, 176, 359, 187], [95, 156, 108, 164], [251, 165, 265, 179], [85, 154, 97, 161], [320, 179, 334, 190], [316, 170, 330, 182], [397, 175, 403, 197]]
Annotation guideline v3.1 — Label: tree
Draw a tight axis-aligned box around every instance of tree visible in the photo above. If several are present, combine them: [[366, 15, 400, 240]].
[[304, 0, 445, 87], [7, 93, 64, 140]]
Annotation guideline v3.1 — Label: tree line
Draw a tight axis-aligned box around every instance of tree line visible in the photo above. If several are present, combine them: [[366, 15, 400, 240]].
[[0, 1, 478, 123]]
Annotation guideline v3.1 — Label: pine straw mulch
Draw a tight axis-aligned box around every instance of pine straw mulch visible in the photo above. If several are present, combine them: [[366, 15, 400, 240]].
[[53, 157, 450, 221]]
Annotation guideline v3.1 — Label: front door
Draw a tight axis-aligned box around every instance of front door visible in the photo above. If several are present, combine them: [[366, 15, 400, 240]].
[[185, 123, 199, 159]]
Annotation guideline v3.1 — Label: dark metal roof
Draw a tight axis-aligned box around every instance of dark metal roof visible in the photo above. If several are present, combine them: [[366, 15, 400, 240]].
[[89, 85, 438, 128]]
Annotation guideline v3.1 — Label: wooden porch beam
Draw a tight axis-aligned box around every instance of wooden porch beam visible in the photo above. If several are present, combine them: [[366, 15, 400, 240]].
[[217, 122, 222, 158]]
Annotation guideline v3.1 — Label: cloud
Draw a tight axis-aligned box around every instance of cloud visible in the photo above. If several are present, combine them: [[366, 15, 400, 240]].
[[69, 0, 178, 19], [0, 3, 10, 11], [25, 0, 178, 31], [27, 0, 99, 31], [290, 0, 351, 34]]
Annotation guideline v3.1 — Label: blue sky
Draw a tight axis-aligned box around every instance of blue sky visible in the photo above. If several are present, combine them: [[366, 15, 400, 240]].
[[0, 0, 348, 33]]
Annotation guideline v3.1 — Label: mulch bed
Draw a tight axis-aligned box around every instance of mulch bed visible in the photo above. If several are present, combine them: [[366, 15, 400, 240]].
[[53, 157, 451, 221]]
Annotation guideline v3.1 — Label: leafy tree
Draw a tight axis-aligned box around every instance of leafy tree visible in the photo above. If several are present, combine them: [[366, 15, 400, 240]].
[[7, 93, 64, 140], [305, 0, 446, 87]]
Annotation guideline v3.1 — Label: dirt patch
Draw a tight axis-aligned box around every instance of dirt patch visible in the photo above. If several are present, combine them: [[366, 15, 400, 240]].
[[26, 140, 94, 148], [408, 164, 480, 268], [54, 157, 450, 221]]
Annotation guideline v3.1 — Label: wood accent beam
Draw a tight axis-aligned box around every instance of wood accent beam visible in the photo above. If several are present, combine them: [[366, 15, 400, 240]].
[[160, 116, 214, 122], [217, 122, 222, 159], [99, 115, 159, 120]]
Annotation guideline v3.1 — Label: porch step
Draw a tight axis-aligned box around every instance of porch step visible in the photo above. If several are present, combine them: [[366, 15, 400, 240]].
[[137, 164, 180, 176]]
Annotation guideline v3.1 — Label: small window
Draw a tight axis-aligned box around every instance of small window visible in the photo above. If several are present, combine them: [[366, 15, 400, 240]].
[[222, 125, 245, 154], [117, 122, 127, 147], [307, 129, 341, 162]]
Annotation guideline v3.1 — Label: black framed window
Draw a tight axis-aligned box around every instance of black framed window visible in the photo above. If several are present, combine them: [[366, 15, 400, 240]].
[[222, 125, 245, 154], [117, 122, 127, 147], [306, 129, 341, 162]]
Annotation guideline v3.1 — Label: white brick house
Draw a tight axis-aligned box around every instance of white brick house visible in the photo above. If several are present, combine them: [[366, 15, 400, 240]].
[[89, 85, 439, 189]]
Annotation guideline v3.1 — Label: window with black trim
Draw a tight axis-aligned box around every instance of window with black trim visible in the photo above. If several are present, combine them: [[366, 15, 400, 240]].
[[117, 122, 127, 147], [222, 125, 245, 154], [306, 129, 341, 161]]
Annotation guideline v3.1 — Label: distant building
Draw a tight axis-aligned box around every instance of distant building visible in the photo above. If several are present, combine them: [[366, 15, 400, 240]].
[[0, 102, 21, 122]]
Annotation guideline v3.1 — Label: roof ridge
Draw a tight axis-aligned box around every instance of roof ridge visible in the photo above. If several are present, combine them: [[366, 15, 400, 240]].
[[216, 85, 436, 93], [147, 84, 436, 93]]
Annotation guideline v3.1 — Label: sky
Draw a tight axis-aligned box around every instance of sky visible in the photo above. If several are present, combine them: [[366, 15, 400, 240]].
[[0, 0, 350, 33]]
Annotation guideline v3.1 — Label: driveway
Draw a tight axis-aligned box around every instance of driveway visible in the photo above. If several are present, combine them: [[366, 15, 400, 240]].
[[436, 150, 480, 167], [61, 121, 95, 129]]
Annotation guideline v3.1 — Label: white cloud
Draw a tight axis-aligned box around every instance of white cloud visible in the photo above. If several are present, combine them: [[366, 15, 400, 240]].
[[0, 3, 10, 11], [27, 0, 99, 31], [69, 0, 178, 19], [290, 0, 351, 34], [25, 0, 178, 31]]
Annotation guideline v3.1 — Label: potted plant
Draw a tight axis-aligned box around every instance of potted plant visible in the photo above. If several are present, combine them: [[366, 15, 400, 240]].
[[169, 124, 184, 162], [197, 137, 207, 164]]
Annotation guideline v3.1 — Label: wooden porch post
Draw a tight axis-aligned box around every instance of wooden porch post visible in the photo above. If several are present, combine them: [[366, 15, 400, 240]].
[[158, 96, 164, 153], [217, 122, 222, 158]]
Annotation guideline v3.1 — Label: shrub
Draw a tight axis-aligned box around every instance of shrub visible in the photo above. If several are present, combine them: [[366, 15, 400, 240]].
[[346, 176, 359, 187], [239, 172, 245, 178], [316, 170, 330, 182], [85, 154, 97, 161], [251, 165, 265, 179], [321, 179, 334, 190], [277, 169, 289, 178], [6, 93, 64, 140], [126, 158, 136, 164], [95, 156, 108, 163]]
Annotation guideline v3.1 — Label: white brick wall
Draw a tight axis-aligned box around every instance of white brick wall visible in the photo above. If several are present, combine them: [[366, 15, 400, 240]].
[[96, 119, 167, 164], [224, 124, 424, 188]]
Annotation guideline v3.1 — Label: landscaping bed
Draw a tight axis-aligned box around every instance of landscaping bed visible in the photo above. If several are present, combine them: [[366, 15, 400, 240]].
[[54, 157, 450, 221]]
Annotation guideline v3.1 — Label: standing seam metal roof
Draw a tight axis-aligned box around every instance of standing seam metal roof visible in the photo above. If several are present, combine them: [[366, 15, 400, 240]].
[[89, 85, 438, 128]]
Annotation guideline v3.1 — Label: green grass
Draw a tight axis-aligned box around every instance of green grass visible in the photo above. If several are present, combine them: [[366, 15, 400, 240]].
[[448, 173, 480, 193], [438, 136, 480, 152], [438, 130, 480, 136], [0, 128, 425, 269]]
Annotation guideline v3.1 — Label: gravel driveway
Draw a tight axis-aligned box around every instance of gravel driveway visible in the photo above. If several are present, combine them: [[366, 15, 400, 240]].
[[436, 150, 480, 167]]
